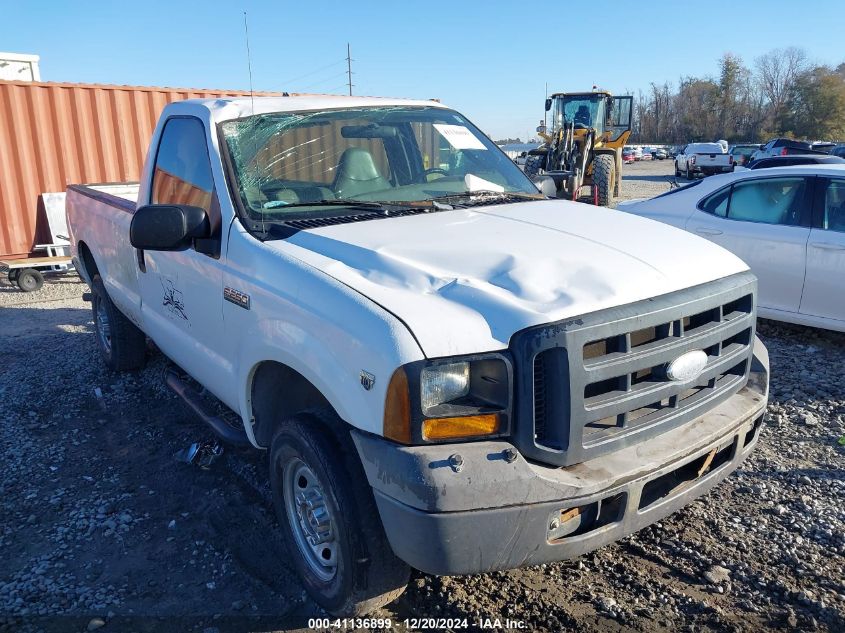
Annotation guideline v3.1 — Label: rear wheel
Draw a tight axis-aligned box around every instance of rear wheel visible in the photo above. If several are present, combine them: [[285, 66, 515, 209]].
[[270, 414, 409, 615], [15, 268, 43, 292], [592, 154, 615, 207], [8, 269, 20, 284], [91, 274, 146, 371]]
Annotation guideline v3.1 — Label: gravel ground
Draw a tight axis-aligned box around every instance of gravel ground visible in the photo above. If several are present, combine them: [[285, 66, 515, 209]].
[[1, 160, 843, 632]]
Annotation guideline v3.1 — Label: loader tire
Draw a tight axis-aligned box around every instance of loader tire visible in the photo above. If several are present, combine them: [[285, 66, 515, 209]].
[[523, 151, 548, 178], [91, 274, 146, 371], [593, 154, 615, 207]]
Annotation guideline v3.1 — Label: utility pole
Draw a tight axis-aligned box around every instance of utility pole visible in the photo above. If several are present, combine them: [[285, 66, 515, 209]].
[[346, 43, 353, 96]]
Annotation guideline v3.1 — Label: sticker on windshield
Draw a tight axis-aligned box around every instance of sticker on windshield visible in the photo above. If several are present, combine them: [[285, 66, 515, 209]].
[[433, 124, 487, 150]]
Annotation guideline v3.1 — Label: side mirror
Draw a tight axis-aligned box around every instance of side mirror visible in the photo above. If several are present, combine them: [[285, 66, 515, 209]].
[[130, 204, 210, 251], [536, 123, 547, 134], [544, 98, 552, 112]]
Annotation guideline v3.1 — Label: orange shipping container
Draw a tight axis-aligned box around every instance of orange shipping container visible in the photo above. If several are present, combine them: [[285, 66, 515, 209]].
[[0, 80, 281, 259]]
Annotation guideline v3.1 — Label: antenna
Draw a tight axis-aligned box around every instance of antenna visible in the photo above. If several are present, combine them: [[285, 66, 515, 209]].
[[346, 43, 353, 96], [243, 11, 255, 114]]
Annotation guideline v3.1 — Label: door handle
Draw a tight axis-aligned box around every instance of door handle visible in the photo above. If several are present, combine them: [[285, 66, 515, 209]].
[[810, 242, 845, 251], [695, 228, 723, 236]]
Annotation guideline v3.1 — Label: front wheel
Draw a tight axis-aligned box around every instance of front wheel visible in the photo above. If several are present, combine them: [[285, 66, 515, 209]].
[[270, 414, 409, 616], [523, 151, 548, 178], [686, 165, 694, 180], [592, 154, 615, 207]]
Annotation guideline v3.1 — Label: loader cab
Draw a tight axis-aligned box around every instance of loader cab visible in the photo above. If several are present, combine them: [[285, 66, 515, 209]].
[[545, 92, 633, 141], [547, 93, 608, 135]]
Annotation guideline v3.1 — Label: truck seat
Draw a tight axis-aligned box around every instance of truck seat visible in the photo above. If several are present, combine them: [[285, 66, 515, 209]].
[[332, 148, 390, 199]]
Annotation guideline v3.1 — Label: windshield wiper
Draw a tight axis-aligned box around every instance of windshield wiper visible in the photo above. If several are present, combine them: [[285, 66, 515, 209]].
[[262, 199, 393, 214], [427, 190, 545, 207]]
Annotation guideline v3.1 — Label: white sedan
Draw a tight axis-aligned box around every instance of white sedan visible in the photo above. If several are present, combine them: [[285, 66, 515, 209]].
[[617, 165, 845, 332]]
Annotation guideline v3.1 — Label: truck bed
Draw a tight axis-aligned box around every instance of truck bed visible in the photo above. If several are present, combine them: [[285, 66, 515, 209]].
[[65, 183, 142, 327]]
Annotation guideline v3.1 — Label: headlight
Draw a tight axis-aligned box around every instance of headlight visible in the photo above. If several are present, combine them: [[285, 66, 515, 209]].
[[421, 362, 470, 413], [383, 354, 512, 444]]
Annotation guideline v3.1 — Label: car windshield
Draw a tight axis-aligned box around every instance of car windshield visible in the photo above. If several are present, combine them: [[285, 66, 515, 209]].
[[220, 105, 540, 222]]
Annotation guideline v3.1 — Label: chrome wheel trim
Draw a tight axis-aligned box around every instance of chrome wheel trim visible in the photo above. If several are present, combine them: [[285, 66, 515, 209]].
[[282, 457, 338, 581], [95, 298, 112, 354]]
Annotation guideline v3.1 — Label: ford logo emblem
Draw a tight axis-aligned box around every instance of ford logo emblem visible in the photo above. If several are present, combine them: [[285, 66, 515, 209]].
[[666, 350, 708, 382]]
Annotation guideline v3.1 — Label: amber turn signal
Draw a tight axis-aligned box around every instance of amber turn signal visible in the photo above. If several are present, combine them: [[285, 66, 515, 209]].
[[383, 368, 411, 444], [422, 414, 500, 441]]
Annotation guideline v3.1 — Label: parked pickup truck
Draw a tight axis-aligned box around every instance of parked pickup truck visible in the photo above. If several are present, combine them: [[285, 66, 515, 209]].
[[675, 142, 734, 178], [66, 96, 769, 616]]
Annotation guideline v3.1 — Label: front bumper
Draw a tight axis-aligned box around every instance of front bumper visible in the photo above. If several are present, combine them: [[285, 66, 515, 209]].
[[352, 338, 768, 576]]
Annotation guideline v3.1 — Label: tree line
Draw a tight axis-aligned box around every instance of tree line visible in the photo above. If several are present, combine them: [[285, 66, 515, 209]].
[[632, 47, 845, 144]]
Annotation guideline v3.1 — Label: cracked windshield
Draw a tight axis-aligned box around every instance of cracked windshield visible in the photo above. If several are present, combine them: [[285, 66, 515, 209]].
[[221, 105, 539, 219]]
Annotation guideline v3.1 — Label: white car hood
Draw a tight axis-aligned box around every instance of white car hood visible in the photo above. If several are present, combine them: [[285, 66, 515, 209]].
[[272, 200, 749, 358]]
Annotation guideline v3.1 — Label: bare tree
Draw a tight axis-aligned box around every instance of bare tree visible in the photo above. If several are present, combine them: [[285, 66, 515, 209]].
[[755, 47, 808, 129]]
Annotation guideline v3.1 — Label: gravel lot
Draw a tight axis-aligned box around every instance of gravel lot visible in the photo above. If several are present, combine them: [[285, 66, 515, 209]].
[[1, 160, 843, 632]]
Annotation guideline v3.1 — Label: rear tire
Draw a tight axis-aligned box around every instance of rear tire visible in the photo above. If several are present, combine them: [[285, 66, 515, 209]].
[[91, 274, 146, 371], [270, 414, 409, 616], [592, 154, 615, 207], [8, 269, 20, 284], [686, 165, 694, 180], [15, 268, 43, 292]]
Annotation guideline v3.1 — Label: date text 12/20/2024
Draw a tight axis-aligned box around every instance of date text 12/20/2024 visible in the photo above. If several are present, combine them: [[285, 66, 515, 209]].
[[307, 618, 527, 630]]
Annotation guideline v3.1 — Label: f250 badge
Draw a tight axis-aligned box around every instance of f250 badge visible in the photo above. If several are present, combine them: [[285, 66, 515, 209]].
[[360, 371, 375, 391], [224, 287, 251, 310]]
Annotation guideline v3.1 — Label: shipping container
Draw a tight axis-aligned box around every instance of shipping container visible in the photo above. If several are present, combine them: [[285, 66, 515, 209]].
[[0, 80, 281, 259]]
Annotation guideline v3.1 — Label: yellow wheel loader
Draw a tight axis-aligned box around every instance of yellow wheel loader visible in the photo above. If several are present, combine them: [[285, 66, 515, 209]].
[[525, 90, 633, 206]]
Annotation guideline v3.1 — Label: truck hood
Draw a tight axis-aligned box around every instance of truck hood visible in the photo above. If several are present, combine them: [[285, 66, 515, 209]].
[[273, 199, 749, 358]]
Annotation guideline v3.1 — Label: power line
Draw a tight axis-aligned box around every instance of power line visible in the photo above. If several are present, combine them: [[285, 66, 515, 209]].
[[295, 71, 349, 91], [278, 59, 346, 89]]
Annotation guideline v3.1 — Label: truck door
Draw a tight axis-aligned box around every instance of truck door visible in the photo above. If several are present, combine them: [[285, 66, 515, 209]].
[[609, 96, 633, 141], [136, 116, 236, 407]]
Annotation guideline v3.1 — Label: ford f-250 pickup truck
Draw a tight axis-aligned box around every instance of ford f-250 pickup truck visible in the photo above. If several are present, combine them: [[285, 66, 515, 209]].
[[66, 96, 769, 616], [675, 142, 735, 179]]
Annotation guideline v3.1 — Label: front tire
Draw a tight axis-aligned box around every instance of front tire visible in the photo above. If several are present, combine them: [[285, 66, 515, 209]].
[[523, 151, 548, 179], [270, 414, 409, 616], [686, 164, 694, 180], [91, 274, 146, 371], [592, 154, 615, 207]]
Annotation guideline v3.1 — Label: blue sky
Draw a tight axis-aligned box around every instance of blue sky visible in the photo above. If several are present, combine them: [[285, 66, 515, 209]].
[[2, 0, 844, 139]]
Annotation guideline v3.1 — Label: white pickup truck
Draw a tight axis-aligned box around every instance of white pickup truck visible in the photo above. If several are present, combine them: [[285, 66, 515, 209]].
[[675, 142, 735, 178], [66, 96, 769, 616]]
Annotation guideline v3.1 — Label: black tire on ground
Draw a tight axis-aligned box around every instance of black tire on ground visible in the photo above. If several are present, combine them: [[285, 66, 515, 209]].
[[15, 268, 44, 292], [8, 269, 20, 284], [523, 151, 548, 179], [674, 162, 681, 177], [270, 414, 410, 616], [686, 165, 694, 180], [91, 274, 146, 371], [592, 154, 615, 207]]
